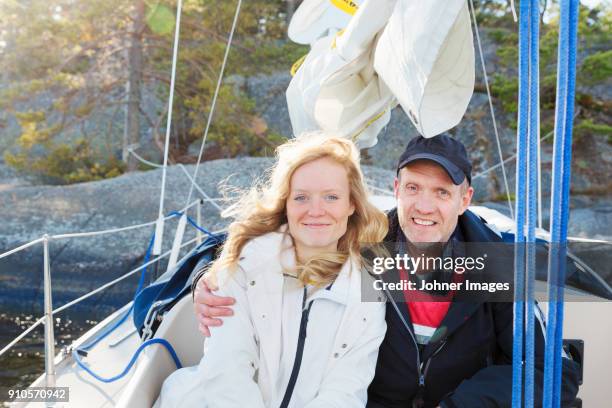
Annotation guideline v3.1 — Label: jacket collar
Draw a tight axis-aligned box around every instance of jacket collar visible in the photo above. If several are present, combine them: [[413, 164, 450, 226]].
[[307, 259, 353, 306], [239, 225, 355, 307]]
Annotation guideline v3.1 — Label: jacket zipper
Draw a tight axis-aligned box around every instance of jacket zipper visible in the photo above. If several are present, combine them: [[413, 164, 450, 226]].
[[421, 339, 448, 385], [414, 340, 447, 408], [279, 286, 314, 408], [385, 289, 426, 408], [384, 288, 447, 408], [385, 289, 422, 374]]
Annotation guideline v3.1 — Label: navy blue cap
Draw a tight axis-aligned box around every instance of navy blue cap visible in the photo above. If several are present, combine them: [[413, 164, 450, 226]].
[[396, 135, 472, 185]]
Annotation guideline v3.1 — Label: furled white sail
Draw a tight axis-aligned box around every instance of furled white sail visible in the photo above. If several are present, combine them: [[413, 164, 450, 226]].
[[286, 0, 475, 145], [374, 0, 475, 137], [286, 0, 397, 148]]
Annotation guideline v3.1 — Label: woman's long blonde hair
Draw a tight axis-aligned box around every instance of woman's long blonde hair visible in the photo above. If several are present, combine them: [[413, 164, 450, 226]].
[[210, 132, 388, 287]]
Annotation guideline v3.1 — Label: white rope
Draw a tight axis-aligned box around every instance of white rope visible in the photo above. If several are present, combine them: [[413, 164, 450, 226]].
[[566, 236, 611, 244], [127, 148, 224, 212], [52, 219, 156, 240], [127, 147, 162, 168], [185, 0, 242, 207], [469, 0, 514, 220], [157, 0, 184, 226], [54, 226, 220, 314], [0, 201, 199, 259], [176, 165, 224, 212], [472, 126, 558, 180], [0, 237, 44, 260], [51, 234, 204, 315], [473, 153, 517, 180]]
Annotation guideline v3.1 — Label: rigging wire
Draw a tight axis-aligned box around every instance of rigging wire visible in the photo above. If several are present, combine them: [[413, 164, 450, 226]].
[[184, 0, 243, 208], [155, 0, 184, 255], [468, 0, 514, 220], [510, 0, 519, 22], [128, 147, 224, 212], [472, 128, 554, 180]]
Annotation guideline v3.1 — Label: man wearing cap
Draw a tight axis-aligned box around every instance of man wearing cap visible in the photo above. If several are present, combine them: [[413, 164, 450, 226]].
[[192, 135, 579, 407]]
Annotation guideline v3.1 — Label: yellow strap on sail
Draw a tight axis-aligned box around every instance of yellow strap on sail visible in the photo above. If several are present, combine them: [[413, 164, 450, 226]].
[[290, 54, 308, 76], [330, 0, 359, 16], [351, 109, 388, 142]]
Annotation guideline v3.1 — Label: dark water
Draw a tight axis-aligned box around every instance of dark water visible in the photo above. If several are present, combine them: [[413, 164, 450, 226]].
[[0, 312, 103, 404], [0, 277, 147, 402], [0, 259, 168, 403]]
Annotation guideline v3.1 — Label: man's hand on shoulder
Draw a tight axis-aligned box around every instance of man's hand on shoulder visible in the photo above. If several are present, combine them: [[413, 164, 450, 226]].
[[193, 274, 236, 337]]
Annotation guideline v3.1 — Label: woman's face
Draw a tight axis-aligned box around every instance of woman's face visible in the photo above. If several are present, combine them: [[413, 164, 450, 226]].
[[286, 157, 355, 260]]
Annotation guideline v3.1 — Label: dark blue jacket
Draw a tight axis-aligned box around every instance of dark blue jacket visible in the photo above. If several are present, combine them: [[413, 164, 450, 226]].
[[366, 209, 580, 408]]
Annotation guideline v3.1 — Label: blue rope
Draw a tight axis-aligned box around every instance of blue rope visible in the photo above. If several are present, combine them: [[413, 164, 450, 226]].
[[553, 5, 578, 405], [543, 1, 569, 406], [77, 233, 156, 354], [557, 4, 578, 405], [524, 0, 541, 406], [72, 338, 182, 383], [511, 1, 531, 406], [72, 209, 210, 382], [542, 1, 579, 406], [167, 210, 217, 238]]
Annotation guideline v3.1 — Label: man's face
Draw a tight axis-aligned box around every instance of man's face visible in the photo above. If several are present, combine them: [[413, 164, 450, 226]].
[[394, 160, 473, 247]]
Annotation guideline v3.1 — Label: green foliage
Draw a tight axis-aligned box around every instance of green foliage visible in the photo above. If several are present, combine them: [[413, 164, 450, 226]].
[[146, 3, 176, 35], [471, 0, 517, 29], [487, 29, 509, 43], [495, 44, 517, 68], [140, 0, 293, 161], [574, 119, 612, 144], [1, 0, 291, 183], [4, 139, 125, 184], [490, 74, 518, 113], [580, 50, 612, 84]]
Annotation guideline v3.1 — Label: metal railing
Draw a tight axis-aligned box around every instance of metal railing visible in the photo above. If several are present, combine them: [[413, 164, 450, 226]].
[[0, 198, 218, 386]]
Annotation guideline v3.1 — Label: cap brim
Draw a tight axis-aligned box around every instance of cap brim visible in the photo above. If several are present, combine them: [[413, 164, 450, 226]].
[[398, 153, 466, 185]]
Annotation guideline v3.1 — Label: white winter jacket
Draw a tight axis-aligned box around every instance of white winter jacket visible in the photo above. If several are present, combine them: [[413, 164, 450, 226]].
[[159, 228, 387, 407]]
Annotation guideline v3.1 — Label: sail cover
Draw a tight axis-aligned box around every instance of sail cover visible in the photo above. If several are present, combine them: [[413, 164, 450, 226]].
[[286, 0, 397, 148], [286, 0, 475, 145], [374, 0, 475, 137]]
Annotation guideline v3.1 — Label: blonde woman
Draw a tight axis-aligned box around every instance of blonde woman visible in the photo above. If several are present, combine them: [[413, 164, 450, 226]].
[[158, 133, 388, 407]]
